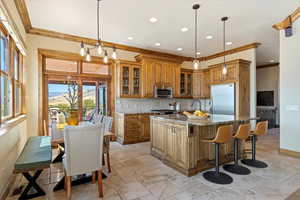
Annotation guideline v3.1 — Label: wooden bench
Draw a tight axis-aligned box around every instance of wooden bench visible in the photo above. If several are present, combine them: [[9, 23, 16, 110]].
[[14, 136, 52, 200]]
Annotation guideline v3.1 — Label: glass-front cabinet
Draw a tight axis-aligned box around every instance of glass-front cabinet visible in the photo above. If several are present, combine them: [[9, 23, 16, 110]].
[[120, 63, 141, 97], [180, 69, 193, 97]]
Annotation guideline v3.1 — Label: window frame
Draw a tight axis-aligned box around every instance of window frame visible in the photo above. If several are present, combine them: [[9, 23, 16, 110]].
[[0, 22, 25, 124]]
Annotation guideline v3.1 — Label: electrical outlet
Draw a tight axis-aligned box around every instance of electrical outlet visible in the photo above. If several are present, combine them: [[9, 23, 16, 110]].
[[286, 105, 299, 111]]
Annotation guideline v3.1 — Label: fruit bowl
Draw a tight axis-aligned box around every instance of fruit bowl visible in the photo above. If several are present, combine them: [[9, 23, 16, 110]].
[[183, 111, 210, 120]]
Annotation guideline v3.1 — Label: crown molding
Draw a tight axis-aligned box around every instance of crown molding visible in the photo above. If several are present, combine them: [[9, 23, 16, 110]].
[[29, 27, 192, 62], [273, 7, 300, 30], [14, 0, 32, 32], [14, 0, 261, 63], [203, 43, 261, 61]]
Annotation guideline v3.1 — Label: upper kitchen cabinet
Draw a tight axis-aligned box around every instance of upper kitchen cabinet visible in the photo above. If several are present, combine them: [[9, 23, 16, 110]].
[[135, 54, 182, 98], [117, 61, 141, 98], [209, 61, 238, 84], [180, 69, 193, 98], [193, 69, 210, 99]]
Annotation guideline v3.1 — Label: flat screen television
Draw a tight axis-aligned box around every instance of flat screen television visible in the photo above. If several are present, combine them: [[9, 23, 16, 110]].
[[257, 91, 274, 106]]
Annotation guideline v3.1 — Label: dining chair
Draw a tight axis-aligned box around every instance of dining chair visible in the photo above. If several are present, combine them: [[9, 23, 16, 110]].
[[63, 123, 104, 199], [92, 113, 104, 124], [102, 116, 113, 173]]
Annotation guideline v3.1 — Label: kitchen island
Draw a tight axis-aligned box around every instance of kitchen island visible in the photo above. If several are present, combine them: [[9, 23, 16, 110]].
[[150, 114, 252, 176]]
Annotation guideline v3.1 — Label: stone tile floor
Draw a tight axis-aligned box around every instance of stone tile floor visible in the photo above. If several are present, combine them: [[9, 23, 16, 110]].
[[8, 128, 300, 200]]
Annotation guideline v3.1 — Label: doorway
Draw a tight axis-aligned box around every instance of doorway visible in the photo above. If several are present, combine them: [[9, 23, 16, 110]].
[[40, 49, 113, 136]]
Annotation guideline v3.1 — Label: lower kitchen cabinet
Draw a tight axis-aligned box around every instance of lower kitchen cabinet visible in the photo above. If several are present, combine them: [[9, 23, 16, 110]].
[[115, 112, 155, 144], [151, 118, 189, 170]]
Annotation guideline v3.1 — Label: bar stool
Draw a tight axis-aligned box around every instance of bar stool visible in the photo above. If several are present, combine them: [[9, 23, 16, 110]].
[[223, 124, 251, 175], [241, 121, 268, 168], [201, 125, 233, 185]]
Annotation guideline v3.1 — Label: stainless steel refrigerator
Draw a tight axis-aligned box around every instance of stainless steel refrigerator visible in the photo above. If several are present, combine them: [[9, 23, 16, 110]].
[[211, 83, 235, 115]]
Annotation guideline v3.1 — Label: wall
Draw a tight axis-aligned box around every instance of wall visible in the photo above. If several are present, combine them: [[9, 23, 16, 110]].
[[116, 98, 211, 114], [257, 66, 280, 125], [280, 19, 300, 152], [0, 120, 27, 197], [0, 0, 28, 198]]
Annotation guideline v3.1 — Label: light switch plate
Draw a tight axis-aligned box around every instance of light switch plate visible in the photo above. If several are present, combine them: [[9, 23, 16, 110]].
[[286, 105, 299, 111]]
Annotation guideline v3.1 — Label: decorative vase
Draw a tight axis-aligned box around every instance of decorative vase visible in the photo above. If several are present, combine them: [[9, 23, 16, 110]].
[[66, 109, 79, 126]]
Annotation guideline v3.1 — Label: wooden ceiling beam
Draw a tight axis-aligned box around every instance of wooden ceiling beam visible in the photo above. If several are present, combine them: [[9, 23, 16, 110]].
[[273, 7, 300, 30]]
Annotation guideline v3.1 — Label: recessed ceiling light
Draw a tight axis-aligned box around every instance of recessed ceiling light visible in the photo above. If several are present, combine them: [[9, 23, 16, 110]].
[[181, 27, 189, 32], [149, 17, 158, 23], [155, 43, 161, 46], [226, 41, 233, 45], [177, 47, 183, 51], [127, 36, 133, 40], [270, 59, 275, 63], [206, 35, 213, 40], [196, 52, 201, 55]]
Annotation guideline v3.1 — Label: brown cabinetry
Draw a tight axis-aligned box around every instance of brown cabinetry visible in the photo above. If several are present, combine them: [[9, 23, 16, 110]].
[[135, 54, 182, 98], [115, 112, 155, 144], [150, 118, 189, 170], [180, 69, 193, 98], [210, 64, 237, 84], [118, 62, 141, 98], [193, 69, 210, 99]]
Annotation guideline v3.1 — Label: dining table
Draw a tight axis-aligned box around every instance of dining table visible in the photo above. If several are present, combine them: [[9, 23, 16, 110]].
[[50, 120, 113, 191]]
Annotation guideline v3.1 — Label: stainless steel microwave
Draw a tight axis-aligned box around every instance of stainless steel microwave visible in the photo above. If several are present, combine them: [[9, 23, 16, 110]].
[[154, 84, 173, 98]]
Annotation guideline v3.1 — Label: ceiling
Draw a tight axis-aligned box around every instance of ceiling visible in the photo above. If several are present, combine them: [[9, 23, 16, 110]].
[[25, 0, 299, 65]]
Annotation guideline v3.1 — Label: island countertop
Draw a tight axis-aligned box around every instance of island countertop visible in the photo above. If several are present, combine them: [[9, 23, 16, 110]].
[[150, 114, 254, 126]]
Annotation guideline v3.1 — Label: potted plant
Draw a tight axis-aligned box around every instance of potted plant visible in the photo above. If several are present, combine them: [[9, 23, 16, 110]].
[[64, 81, 79, 125]]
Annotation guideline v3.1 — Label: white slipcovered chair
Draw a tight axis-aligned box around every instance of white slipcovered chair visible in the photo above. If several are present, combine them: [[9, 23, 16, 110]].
[[101, 116, 113, 172], [63, 124, 104, 199], [92, 113, 104, 124]]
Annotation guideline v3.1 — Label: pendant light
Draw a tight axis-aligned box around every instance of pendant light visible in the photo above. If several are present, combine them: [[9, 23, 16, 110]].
[[79, 0, 117, 62], [103, 50, 108, 63], [193, 4, 200, 70], [86, 48, 91, 62], [221, 17, 229, 75]]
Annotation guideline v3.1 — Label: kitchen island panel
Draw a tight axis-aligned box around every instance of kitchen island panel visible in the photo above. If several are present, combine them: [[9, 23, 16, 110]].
[[150, 115, 247, 176]]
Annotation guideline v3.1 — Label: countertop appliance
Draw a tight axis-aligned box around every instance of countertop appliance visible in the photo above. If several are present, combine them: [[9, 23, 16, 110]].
[[154, 83, 173, 98], [211, 83, 235, 115]]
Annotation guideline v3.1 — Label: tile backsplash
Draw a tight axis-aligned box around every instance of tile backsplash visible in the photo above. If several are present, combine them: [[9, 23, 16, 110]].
[[116, 98, 211, 113]]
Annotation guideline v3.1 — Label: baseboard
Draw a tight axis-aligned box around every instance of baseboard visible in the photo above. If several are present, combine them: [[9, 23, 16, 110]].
[[0, 174, 16, 200], [279, 148, 300, 159]]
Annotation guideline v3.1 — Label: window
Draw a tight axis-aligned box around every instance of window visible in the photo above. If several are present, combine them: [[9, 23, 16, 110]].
[[1, 76, 12, 118], [0, 23, 24, 123], [45, 58, 78, 73], [0, 32, 9, 73], [82, 62, 109, 75]]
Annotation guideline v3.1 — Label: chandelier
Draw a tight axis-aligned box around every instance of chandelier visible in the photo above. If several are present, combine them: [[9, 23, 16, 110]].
[[79, 0, 117, 63]]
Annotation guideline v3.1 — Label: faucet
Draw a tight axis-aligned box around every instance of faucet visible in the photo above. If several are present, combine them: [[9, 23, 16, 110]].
[[191, 99, 202, 111]]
